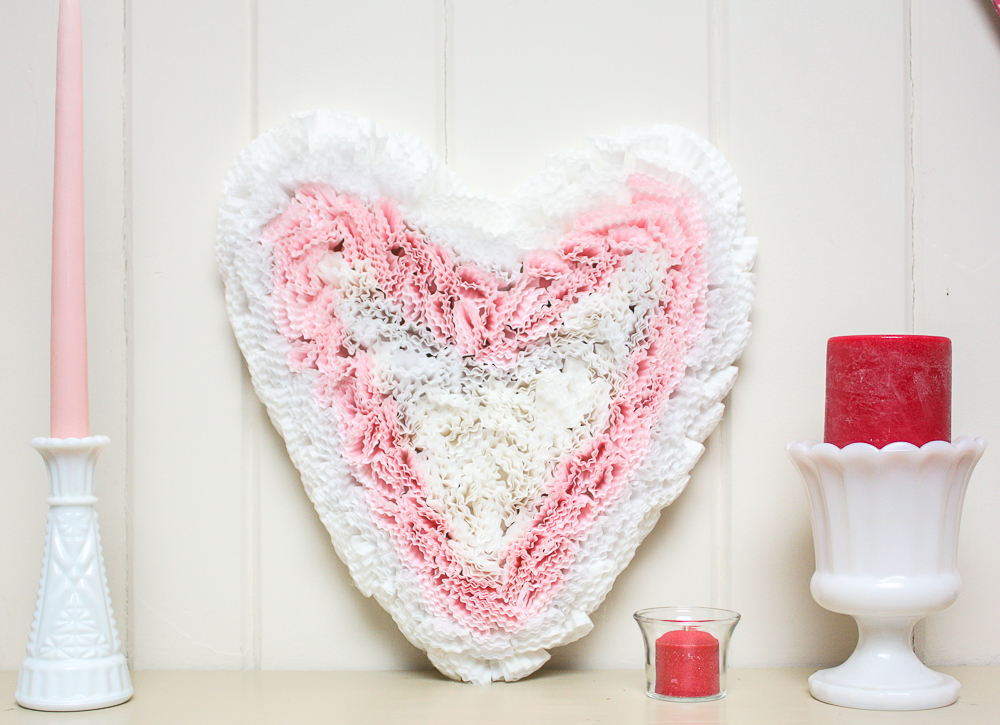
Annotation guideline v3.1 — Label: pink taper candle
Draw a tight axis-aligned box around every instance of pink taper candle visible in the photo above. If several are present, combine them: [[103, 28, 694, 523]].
[[50, 0, 89, 438]]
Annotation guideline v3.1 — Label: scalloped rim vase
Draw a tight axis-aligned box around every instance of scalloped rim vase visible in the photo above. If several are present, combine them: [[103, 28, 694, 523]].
[[15, 436, 132, 712], [787, 437, 985, 711]]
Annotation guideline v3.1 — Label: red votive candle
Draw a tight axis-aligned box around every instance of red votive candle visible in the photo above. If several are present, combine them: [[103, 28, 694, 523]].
[[654, 629, 720, 698], [825, 335, 951, 448]]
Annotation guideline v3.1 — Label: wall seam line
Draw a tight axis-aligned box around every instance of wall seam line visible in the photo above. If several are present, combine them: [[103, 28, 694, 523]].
[[905, 0, 927, 660], [121, 0, 134, 668], [905, 0, 916, 335], [708, 0, 732, 611], [250, 0, 259, 141], [443, 0, 450, 165], [242, 0, 263, 672]]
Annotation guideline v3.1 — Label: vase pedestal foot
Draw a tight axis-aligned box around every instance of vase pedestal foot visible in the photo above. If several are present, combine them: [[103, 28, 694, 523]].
[[16, 654, 132, 711], [808, 615, 958, 711], [810, 667, 958, 711]]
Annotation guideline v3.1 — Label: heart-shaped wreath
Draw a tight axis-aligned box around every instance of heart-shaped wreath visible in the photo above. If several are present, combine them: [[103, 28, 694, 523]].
[[217, 110, 753, 683]]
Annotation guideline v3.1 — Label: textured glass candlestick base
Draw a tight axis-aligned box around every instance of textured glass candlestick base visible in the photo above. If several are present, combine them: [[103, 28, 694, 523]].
[[15, 437, 132, 712], [634, 607, 739, 702], [788, 437, 985, 711]]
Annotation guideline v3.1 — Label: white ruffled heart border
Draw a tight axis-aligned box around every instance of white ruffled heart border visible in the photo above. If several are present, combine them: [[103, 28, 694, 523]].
[[217, 110, 754, 683]]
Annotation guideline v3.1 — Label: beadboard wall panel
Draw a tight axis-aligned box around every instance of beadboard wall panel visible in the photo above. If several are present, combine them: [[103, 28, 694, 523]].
[[444, 0, 718, 670], [3, 0, 1000, 675], [726, 0, 910, 666], [128, 0, 252, 668], [0, 2, 55, 669], [911, 0, 1000, 665], [446, 0, 712, 195], [254, 0, 444, 670]]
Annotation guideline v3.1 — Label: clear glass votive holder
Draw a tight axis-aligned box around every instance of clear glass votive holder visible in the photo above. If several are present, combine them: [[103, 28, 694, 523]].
[[634, 606, 740, 702]]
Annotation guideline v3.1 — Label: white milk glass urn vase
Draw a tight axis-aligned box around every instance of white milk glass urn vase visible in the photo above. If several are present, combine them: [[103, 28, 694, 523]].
[[787, 437, 985, 711]]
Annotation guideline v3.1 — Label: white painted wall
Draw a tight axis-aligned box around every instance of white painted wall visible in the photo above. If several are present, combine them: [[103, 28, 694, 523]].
[[1, 0, 999, 673]]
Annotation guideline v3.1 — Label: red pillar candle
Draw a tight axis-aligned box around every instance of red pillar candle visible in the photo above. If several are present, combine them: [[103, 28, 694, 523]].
[[825, 335, 951, 448], [654, 628, 720, 698]]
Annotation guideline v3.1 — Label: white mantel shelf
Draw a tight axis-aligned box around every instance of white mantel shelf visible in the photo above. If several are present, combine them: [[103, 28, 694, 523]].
[[2, 667, 998, 724]]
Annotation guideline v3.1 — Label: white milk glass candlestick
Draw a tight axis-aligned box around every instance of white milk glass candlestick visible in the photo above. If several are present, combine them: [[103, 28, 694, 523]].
[[19, 0, 132, 709], [787, 437, 985, 711], [15, 437, 132, 711]]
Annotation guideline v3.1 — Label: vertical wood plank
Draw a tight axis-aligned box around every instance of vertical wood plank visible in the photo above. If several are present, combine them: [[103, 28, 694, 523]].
[[727, 0, 910, 666], [254, 0, 443, 669], [911, 0, 1000, 665], [0, 1, 65, 670], [449, 0, 711, 196], [83, 0, 130, 667], [0, 0, 127, 669], [256, 0, 444, 147], [451, 0, 715, 670], [130, 0, 252, 667]]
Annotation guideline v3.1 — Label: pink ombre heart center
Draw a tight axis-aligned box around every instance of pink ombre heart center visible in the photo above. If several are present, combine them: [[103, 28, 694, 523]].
[[262, 174, 707, 631]]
